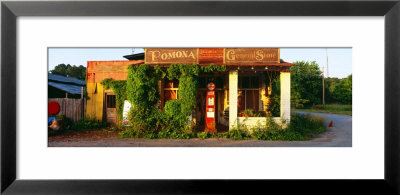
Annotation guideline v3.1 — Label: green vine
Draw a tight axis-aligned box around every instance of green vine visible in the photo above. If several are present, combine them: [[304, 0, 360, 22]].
[[126, 64, 164, 110], [100, 78, 127, 122], [102, 63, 226, 135], [164, 64, 226, 128], [200, 64, 226, 73], [165, 64, 200, 127]]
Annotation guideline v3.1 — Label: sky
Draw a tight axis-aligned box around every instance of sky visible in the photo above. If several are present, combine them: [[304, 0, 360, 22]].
[[48, 48, 352, 78]]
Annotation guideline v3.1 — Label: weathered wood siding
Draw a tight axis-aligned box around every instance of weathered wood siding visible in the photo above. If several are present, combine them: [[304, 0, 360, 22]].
[[86, 60, 143, 122], [48, 98, 85, 122]]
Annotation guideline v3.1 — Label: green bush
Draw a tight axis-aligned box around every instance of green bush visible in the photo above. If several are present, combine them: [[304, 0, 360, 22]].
[[164, 99, 187, 129], [196, 131, 219, 140], [52, 115, 107, 131], [55, 115, 73, 130], [127, 106, 168, 133], [249, 113, 325, 141], [197, 132, 209, 140], [227, 129, 250, 140], [255, 129, 304, 141], [71, 118, 108, 130], [287, 113, 326, 137]]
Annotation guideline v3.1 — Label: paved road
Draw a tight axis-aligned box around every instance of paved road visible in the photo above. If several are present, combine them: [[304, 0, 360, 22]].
[[48, 112, 352, 147]]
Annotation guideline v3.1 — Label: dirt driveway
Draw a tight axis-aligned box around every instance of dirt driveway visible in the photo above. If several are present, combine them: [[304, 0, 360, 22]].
[[48, 112, 352, 147]]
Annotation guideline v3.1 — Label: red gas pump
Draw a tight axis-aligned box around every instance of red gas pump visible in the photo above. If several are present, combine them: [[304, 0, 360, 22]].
[[205, 82, 216, 132]]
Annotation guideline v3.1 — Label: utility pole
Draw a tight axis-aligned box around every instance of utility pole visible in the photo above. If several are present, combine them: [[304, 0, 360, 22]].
[[326, 48, 329, 78], [322, 66, 325, 108]]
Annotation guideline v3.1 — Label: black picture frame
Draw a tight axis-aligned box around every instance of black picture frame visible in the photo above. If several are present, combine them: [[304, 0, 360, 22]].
[[1, 0, 399, 194]]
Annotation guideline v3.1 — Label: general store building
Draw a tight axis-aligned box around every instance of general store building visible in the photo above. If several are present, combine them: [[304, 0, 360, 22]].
[[86, 48, 294, 130]]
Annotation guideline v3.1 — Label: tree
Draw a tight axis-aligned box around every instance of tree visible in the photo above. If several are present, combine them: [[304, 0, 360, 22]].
[[50, 63, 69, 77], [325, 77, 341, 104], [332, 74, 352, 104], [290, 61, 323, 108], [49, 63, 86, 81]]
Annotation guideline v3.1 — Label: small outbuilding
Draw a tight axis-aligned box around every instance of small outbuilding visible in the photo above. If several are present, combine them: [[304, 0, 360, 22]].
[[48, 73, 86, 98], [48, 73, 86, 122]]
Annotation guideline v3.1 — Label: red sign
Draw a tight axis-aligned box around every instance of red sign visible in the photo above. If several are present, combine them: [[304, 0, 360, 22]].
[[199, 48, 224, 65], [207, 82, 215, 91], [48, 102, 60, 116]]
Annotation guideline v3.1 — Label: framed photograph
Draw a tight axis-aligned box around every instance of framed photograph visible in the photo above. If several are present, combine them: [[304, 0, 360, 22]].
[[2, 0, 400, 194]]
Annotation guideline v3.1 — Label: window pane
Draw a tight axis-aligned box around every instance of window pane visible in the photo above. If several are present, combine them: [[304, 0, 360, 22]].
[[216, 77, 223, 88], [164, 79, 174, 88], [164, 90, 177, 101], [246, 90, 259, 112], [173, 79, 179, 88], [242, 77, 250, 88], [107, 95, 116, 108], [238, 90, 245, 112], [251, 76, 259, 88]]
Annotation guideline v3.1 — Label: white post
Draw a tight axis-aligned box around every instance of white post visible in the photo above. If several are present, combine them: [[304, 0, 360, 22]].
[[280, 71, 291, 123], [229, 70, 238, 130]]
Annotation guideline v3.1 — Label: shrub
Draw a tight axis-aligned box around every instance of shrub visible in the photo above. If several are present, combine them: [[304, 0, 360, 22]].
[[55, 115, 73, 130], [227, 128, 250, 140], [269, 94, 281, 117], [71, 117, 108, 130], [119, 128, 143, 138], [197, 132, 209, 140], [196, 131, 218, 140], [249, 113, 326, 141], [127, 106, 168, 133], [286, 113, 326, 136], [164, 99, 187, 129], [52, 115, 107, 131]]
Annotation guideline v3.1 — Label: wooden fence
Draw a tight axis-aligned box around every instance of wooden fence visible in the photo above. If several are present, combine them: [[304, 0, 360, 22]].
[[48, 98, 86, 122]]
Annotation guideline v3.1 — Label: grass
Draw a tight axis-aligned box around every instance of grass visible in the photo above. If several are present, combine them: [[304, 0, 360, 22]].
[[117, 113, 327, 141], [293, 104, 352, 116], [51, 114, 327, 141], [48, 116, 109, 137]]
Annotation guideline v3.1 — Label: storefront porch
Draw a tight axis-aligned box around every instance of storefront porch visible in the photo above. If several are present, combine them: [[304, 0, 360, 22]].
[[228, 68, 291, 130]]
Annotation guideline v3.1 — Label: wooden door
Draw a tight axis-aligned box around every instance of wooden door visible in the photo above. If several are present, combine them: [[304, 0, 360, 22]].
[[105, 94, 117, 124]]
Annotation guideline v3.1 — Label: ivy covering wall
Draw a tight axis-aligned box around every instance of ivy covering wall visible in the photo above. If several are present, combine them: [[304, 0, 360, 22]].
[[101, 64, 225, 136], [100, 79, 127, 121]]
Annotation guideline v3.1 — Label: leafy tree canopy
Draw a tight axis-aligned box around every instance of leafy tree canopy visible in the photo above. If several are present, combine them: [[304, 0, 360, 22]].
[[290, 61, 323, 107], [289, 60, 352, 107], [49, 63, 86, 81], [332, 74, 352, 104]]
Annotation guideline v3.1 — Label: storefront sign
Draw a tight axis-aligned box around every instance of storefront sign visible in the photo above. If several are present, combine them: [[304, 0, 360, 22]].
[[199, 48, 224, 65], [145, 48, 280, 65], [207, 82, 215, 91], [224, 48, 280, 65], [145, 48, 198, 64]]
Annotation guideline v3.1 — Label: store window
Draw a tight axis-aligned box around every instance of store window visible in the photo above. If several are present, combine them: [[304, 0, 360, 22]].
[[106, 95, 116, 108], [164, 78, 179, 102], [238, 76, 259, 113]]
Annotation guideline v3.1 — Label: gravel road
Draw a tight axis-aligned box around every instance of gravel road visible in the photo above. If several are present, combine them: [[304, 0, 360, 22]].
[[48, 112, 351, 147]]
